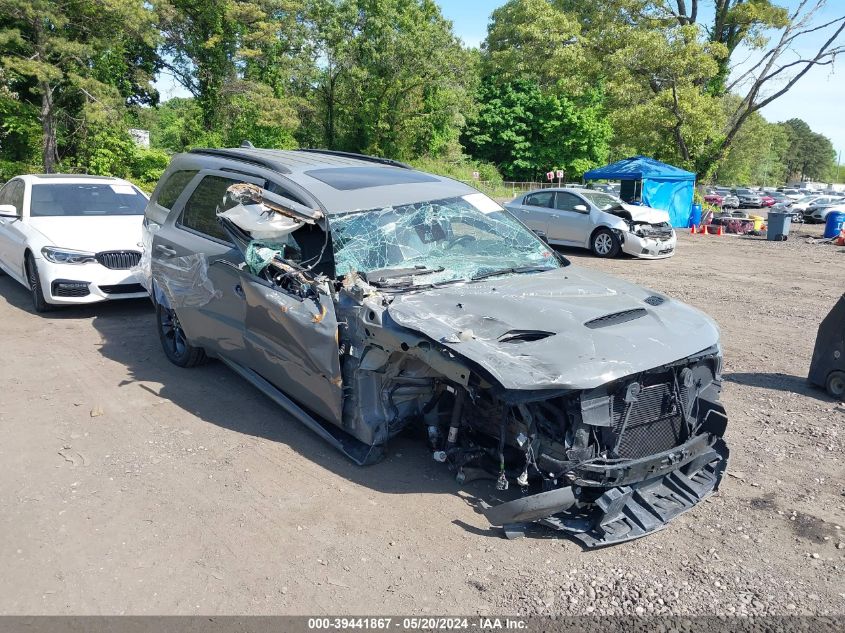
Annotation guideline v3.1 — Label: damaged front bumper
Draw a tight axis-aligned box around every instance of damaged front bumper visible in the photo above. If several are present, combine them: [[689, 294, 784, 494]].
[[620, 231, 677, 259], [483, 418, 729, 547]]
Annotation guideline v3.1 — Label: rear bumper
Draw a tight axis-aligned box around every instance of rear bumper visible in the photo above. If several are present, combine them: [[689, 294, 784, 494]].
[[484, 425, 729, 547]]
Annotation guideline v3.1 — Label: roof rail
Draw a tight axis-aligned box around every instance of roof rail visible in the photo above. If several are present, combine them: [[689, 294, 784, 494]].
[[189, 148, 291, 174], [295, 148, 412, 170]]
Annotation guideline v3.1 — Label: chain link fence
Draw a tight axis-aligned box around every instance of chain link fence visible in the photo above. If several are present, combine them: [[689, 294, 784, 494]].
[[458, 180, 566, 201]]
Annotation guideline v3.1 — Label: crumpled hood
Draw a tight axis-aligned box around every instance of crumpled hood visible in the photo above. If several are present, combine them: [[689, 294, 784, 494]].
[[612, 203, 671, 224], [28, 216, 144, 253], [387, 266, 719, 391]]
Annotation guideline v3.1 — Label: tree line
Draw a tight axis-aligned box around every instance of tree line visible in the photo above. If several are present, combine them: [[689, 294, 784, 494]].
[[0, 0, 842, 189]]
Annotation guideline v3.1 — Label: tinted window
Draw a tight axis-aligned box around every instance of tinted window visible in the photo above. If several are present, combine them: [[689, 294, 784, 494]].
[[266, 181, 306, 206], [30, 183, 147, 217], [0, 180, 23, 215], [525, 192, 555, 208], [179, 175, 243, 242], [555, 192, 587, 211], [8, 181, 24, 214], [0, 182, 11, 208], [156, 170, 199, 210]]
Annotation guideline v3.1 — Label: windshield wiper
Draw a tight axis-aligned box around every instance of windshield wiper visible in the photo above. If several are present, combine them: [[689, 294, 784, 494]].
[[471, 265, 553, 281], [365, 265, 445, 286]]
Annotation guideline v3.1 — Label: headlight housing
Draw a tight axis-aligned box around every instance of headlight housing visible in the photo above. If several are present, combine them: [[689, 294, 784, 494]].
[[41, 246, 97, 265]]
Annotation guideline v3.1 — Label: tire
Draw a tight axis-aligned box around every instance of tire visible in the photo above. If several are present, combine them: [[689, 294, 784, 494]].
[[827, 371, 845, 400], [26, 253, 53, 313], [156, 302, 207, 368], [591, 228, 621, 258]]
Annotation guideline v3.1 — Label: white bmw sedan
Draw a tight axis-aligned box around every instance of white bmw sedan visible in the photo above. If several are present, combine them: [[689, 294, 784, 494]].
[[0, 174, 149, 312]]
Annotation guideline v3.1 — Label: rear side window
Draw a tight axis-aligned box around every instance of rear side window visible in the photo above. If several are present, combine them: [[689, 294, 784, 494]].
[[156, 170, 198, 210], [179, 175, 243, 242], [555, 192, 585, 211], [525, 192, 555, 208]]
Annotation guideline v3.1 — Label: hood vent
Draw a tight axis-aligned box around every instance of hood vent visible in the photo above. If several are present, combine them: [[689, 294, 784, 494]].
[[497, 329, 556, 343], [644, 295, 665, 306], [584, 308, 647, 329]]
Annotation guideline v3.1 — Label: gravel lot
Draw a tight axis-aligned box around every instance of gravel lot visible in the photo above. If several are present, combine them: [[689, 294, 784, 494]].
[[0, 221, 842, 616]]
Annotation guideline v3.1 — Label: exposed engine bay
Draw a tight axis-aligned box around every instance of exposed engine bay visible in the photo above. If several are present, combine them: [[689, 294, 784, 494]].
[[607, 206, 675, 240], [332, 271, 728, 546]]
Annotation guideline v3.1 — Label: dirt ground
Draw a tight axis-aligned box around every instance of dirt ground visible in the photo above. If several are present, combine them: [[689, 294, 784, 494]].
[[0, 221, 843, 616]]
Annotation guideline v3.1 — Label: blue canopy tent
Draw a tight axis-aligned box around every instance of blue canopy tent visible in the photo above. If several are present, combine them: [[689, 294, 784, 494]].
[[583, 156, 696, 228]]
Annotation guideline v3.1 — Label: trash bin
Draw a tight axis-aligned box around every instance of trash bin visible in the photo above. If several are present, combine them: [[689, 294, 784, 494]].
[[766, 211, 791, 241], [689, 203, 702, 228], [824, 210, 845, 239]]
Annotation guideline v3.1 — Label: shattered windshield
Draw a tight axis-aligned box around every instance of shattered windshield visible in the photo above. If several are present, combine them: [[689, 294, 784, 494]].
[[329, 194, 561, 286], [580, 191, 620, 210]]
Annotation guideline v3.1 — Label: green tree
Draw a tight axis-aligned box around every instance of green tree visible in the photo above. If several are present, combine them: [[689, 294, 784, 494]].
[[157, 0, 310, 140], [482, 0, 583, 91], [556, 0, 844, 177], [714, 99, 789, 186], [463, 77, 611, 181], [0, 0, 158, 172], [307, 0, 475, 159], [603, 23, 726, 172], [780, 118, 836, 182]]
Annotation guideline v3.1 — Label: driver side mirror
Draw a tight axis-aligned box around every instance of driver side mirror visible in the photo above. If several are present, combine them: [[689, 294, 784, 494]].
[[573, 204, 589, 213], [0, 204, 18, 218]]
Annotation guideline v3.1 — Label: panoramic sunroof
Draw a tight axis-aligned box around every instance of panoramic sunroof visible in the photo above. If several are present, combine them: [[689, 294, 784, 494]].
[[304, 166, 439, 190]]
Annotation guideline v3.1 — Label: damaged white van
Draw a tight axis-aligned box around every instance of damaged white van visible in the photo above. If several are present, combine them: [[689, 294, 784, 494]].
[[142, 148, 729, 547]]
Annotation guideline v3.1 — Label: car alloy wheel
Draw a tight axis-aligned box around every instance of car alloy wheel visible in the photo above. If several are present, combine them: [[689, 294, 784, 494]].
[[159, 305, 187, 358], [26, 253, 52, 313], [156, 302, 207, 368], [595, 234, 612, 254], [592, 228, 620, 258]]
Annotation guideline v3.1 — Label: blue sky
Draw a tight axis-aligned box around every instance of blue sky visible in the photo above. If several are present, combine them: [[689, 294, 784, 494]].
[[154, 0, 845, 158]]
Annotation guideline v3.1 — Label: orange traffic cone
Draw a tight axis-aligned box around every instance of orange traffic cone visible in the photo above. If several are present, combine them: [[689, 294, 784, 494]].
[[717, 225, 723, 236], [690, 225, 696, 235]]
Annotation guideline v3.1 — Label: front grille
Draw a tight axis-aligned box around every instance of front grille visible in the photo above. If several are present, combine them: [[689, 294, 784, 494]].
[[609, 378, 689, 459], [96, 250, 141, 270], [51, 280, 90, 297], [99, 283, 145, 295]]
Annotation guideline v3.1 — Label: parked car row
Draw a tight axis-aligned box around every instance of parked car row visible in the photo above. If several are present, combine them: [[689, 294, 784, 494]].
[[771, 193, 845, 224], [0, 149, 729, 546], [704, 190, 740, 209]]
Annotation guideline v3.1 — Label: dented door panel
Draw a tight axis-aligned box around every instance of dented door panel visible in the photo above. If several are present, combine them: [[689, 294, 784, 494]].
[[240, 278, 343, 424]]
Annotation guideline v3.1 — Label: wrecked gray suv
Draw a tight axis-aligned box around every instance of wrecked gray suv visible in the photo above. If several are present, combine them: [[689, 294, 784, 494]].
[[142, 148, 729, 547]]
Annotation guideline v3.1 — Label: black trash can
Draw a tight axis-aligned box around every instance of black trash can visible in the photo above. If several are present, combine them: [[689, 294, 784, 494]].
[[766, 211, 792, 241], [809, 293, 845, 398]]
